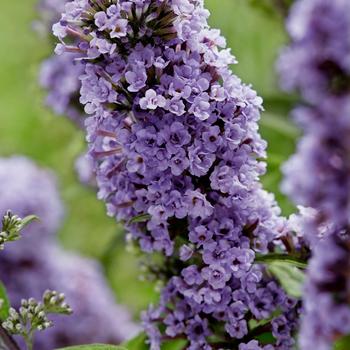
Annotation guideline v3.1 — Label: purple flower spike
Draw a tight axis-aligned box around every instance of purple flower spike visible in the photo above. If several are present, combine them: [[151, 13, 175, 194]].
[[279, 1, 350, 349], [53, 0, 301, 348]]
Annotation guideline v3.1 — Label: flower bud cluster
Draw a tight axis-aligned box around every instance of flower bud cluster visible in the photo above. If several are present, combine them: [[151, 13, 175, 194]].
[[42, 290, 73, 315], [53, 1, 301, 348], [2, 291, 72, 338], [3, 304, 50, 336], [1, 243, 139, 350], [0, 211, 23, 250]]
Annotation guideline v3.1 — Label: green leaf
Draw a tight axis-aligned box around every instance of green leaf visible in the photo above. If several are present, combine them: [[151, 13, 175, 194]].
[[56, 345, 127, 350], [19, 214, 39, 230], [162, 340, 187, 350], [268, 262, 305, 298], [248, 0, 293, 17], [162, 339, 187, 350], [128, 214, 151, 224], [255, 253, 307, 269], [335, 334, 350, 350], [0, 281, 10, 320], [248, 0, 278, 16], [123, 334, 147, 350], [256, 332, 275, 345], [123, 333, 186, 350]]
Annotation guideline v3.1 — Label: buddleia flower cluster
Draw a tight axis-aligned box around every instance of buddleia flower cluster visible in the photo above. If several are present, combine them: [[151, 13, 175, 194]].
[[53, 1, 301, 348], [278, 0, 350, 238], [0, 156, 139, 349], [38, 0, 86, 127], [300, 234, 350, 350], [278, 0, 350, 104], [38, 0, 98, 185], [3, 290, 72, 350], [278, 0, 350, 348]]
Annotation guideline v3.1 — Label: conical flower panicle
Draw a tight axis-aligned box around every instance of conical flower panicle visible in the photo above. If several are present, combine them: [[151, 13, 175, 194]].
[[54, 1, 300, 348]]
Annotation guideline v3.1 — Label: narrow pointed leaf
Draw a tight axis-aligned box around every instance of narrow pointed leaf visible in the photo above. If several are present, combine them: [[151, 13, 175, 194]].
[[19, 215, 39, 230], [128, 214, 151, 224]]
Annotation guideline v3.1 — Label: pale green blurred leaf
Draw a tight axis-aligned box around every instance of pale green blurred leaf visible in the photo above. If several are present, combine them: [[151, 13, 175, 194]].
[[57, 345, 126, 350], [260, 112, 299, 139], [123, 333, 187, 350], [256, 253, 307, 269], [268, 262, 305, 298], [123, 334, 147, 350], [206, 0, 287, 95], [0, 281, 10, 320]]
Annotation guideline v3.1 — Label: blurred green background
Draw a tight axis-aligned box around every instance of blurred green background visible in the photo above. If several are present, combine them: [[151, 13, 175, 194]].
[[0, 0, 298, 318]]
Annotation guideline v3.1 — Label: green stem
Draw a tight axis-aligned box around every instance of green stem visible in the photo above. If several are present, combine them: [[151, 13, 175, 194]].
[[255, 253, 308, 269], [23, 332, 33, 350]]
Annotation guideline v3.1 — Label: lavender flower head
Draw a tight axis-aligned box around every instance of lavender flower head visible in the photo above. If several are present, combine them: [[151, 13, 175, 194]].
[[0, 242, 139, 349], [0, 156, 63, 241], [300, 234, 350, 350], [279, 0, 350, 348], [38, 0, 86, 126], [281, 101, 350, 241], [40, 53, 85, 126], [277, 0, 350, 103], [38, 0, 94, 191], [279, 0, 350, 236], [54, 1, 300, 348]]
